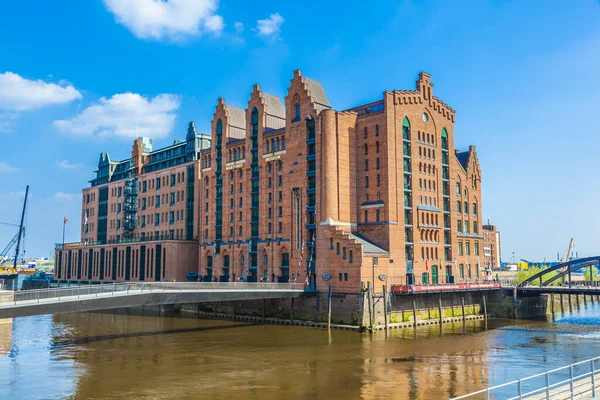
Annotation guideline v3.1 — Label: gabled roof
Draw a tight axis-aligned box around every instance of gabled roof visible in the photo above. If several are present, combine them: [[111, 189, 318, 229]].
[[263, 93, 285, 120], [304, 76, 331, 110], [224, 104, 246, 139]]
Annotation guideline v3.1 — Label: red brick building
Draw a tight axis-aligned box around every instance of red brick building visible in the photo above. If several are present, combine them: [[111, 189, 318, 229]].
[[55, 70, 484, 292]]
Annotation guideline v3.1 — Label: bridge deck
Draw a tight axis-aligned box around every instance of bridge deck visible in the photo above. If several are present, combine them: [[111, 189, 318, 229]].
[[0, 283, 305, 319]]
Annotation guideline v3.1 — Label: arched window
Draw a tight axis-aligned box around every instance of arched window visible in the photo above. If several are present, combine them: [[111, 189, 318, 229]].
[[281, 252, 289, 267], [263, 253, 268, 265], [223, 254, 230, 268], [376, 158, 380, 170], [364, 127, 368, 139], [241, 254, 245, 265], [375, 124, 379, 137], [402, 117, 410, 140], [364, 144, 368, 155], [294, 103, 300, 120], [376, 141, 380, 153], [441, 128, 448, 151]]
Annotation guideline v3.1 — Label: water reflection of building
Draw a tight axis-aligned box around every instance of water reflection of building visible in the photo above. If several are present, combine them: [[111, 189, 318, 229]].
[[52, 312, 491, 399], [0, 318, 12, 355]]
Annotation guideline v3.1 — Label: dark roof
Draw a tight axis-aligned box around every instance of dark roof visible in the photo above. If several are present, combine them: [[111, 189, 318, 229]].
[[455, 151, 469, 171], [348, 233, 388, 256]]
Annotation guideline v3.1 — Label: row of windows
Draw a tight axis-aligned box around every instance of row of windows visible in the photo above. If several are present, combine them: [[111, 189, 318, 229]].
[[421, 246, 439, 261], [457, 220, 479, 235], [139, 209, 186, 227], [364, 191, 382, 202], [228, 146, 246, 162], [417, 130, 435, 145], [420, 230, 440, 243], [419, 178, 436, 192], [139, 173, 184, 193], [419, 196, 438, 207], [456, 201, 478, 216], [421, 212, 439, 226], [418, 146, 436, 160], [364, 157, 381, 171], [457, 241, 480, 256], [364, 174, 381, 188], [363, 209, 382, 223], [329, 239, 355, 263], [85, 192, 96, 204], [363, 141, 382, 155], [418, 162, 437, 176], [265, 136, 286, 153], [363, 124, 381, 139]]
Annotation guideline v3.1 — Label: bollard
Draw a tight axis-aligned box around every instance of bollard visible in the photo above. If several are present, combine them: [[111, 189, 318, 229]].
[[461, 297, 466, 323], [327, 285, 332, 331], [517, 379, 522, 399], [438, 297, 443, 326], [382, 284, 389, 333]]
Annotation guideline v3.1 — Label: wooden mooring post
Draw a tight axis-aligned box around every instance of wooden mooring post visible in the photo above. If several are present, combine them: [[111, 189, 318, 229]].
[[367, 281, 373, 331], [382, 284, 389, 332], [483, 294, 488, 327], [560, 293, 564, 314], [550, 294, 555, 321], [412, 299, 417, 329], [438, 296, 443, 326], [461, 297, 466, 323], [327, 285, 332, 330]]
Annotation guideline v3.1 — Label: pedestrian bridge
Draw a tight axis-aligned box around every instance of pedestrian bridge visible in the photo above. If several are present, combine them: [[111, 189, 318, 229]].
[[0, 282, 305, 319]]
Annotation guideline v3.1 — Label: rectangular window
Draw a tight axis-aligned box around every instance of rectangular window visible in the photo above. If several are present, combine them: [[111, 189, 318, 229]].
[[278, 191, 282, 202], [278, 222, 282, 233], [278, 175, 282, 187], [141, 216, 146, 227], [474, 242, 479, 256], [458, 241, 463, 256], [171, 174, 176, 187], [343, 247, 347, 260], [336, 243, 340, 255], [142, 181, 147, 193], [344, 273, 348, 281], [118, 187, 122, 198], [170, 211, 174, 224], [472, 203, 477, 215], [155, 213, 159, 226], [330, 238, 334, 250], [464, 221, 469, 234], [464, 202, 468, 215], [457, 220, 462, 233], [339, 273, 343, 281], [466, 241, 471, 256], [117, 203, 121, 214], [456, 201, 461, 213], [156, 178, 161, 190], [459, 264, 464, 280], [170, 193, 175, 206], [117, 219, 121, 230]]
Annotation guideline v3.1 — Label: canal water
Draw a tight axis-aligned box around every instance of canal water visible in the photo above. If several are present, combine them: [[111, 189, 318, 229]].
[[1, 303, 600, 399]]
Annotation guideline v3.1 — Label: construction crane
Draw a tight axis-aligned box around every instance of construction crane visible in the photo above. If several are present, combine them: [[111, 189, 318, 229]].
[[559, 238, 574, 286], [561, 238, 574, 263]]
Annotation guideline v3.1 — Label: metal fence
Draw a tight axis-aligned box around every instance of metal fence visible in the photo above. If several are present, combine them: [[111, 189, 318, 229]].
[[450, 356, 600, 399], [0, 282, 303, 306]]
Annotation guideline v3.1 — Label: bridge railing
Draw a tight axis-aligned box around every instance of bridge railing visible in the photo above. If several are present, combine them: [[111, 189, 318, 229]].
[[0, 282, 303, 306], [450, 356, 600, 399]]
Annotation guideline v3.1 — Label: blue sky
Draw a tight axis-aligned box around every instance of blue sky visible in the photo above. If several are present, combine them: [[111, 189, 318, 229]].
[[0, 0, 599, 261]]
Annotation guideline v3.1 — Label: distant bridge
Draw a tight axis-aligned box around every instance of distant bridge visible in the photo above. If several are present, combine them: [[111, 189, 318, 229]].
[[0, 282, 305, 319], [518, 256, 600, 288]]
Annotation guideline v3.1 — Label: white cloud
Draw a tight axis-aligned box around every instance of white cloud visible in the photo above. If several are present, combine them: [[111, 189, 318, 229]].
[[53, 92, 180, 139], [0, 162, 20, 172], [0, 112, 19, 133], [103, 0, 224, 41], [54, 192, 80, 201], [0, 72, 82, 111], [56, 160, 84, 170], [257, 13, 284, 38], [0, 191, 25, 198], [234, 22, 244, 33]]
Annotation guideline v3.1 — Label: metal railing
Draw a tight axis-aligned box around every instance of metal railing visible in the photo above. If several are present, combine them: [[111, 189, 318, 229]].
[[0, 282, 303, 307], [450, 356, 600, 399]]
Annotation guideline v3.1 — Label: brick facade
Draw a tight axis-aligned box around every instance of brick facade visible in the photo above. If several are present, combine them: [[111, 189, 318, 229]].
[[55, 70, 484, 293]]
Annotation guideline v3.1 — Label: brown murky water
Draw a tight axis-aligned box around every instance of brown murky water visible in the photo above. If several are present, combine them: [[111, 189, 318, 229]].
[[2, 304, 600, 399]]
